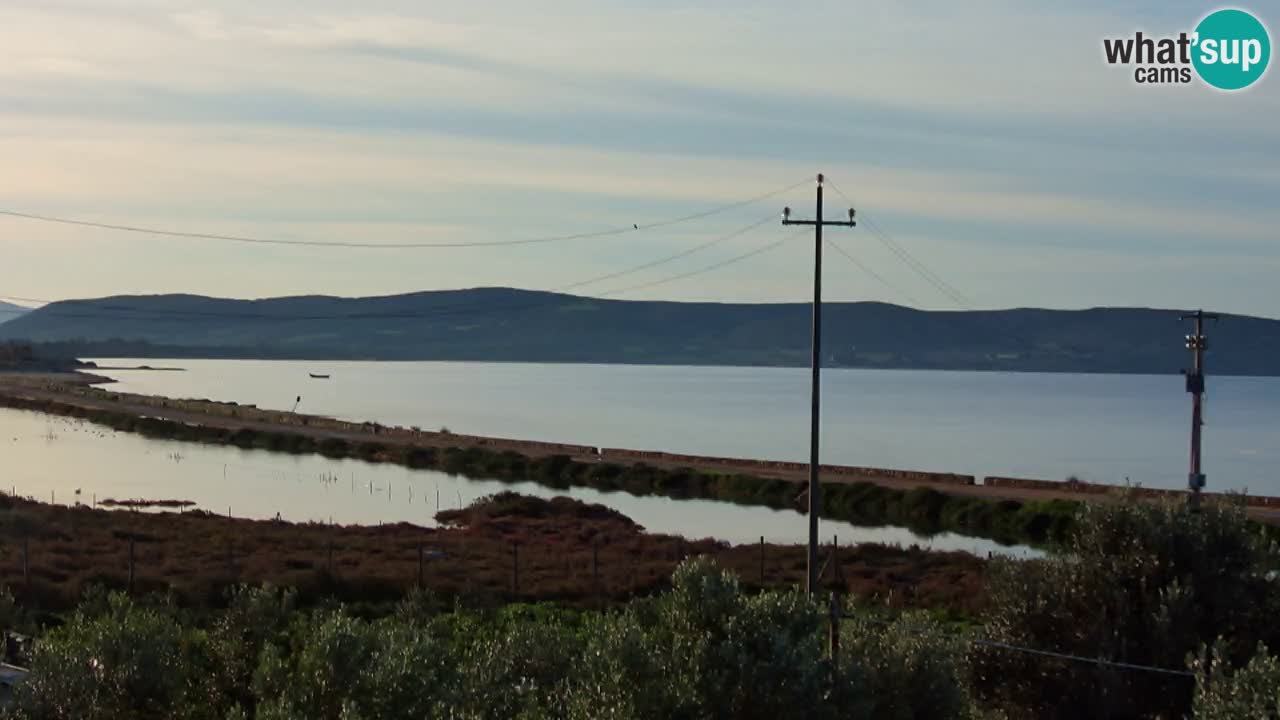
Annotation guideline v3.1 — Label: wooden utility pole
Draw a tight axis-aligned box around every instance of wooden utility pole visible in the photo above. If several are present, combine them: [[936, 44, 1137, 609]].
[[1182, 310, 1218, 508], [759, 536, 765, 587], [783, 173, 856, 597]]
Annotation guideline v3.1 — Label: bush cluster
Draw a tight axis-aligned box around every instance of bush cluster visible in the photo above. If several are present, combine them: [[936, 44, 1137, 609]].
[[6, 561, 976, 720]]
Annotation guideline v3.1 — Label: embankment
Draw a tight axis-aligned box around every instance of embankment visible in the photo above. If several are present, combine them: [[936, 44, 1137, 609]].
[[984, 475, 1280, 509], [0, 379, 1079, 546], [4, 373, 1276, 543]]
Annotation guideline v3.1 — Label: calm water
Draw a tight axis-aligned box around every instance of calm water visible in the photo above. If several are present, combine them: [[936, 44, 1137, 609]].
[[0, 407, 1025, 556], [90, 359, 1280, 495]]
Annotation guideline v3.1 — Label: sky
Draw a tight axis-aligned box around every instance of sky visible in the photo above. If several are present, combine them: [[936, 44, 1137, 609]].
[[0, 0, 1277, 315]]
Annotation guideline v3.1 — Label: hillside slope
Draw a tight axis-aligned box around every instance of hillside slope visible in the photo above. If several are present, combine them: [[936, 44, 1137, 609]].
[[0, 301, 31, 324], [1, 288, 1275, 374]]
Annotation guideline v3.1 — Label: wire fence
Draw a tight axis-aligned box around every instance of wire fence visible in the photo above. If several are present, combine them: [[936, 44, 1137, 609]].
[[0, 512, 1198, 688], [828, 595, 1195, 681], [0, 508, 842, 609]]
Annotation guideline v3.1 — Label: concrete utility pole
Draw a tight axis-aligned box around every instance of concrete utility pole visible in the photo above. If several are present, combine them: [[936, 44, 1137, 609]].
[[1182, 309, 1218, 508], [783, 173, 855, 597]]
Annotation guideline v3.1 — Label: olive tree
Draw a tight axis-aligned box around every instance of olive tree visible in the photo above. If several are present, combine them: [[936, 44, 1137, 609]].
[[8, 592, 210, 720], [974, 497, 1280, 719]]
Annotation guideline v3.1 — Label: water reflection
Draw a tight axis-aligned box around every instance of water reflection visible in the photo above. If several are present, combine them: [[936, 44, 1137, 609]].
[[1, 407, 1037, 558]]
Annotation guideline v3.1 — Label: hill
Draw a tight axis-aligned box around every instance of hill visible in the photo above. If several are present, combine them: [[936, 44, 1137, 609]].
[[0, 288, 1275, 374], [0, 300, 31, 324]]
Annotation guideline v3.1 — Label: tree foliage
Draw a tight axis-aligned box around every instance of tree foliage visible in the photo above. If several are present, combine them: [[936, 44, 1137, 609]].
[[1191, 643, 1280, 720], [974, 497, 1280, 719], [3, 561, 974, 720]]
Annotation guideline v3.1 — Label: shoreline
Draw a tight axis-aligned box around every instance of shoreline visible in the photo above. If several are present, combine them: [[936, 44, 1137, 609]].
[[76, 355, 1280, 379], [1, 370, 1276, 540]]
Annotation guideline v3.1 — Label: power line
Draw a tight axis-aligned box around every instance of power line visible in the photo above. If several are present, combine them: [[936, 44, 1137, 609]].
[[635, 182, 809, 230], [598, 230, 799, 297], [825, 181, 971, 308], [824, 238, 921, 307], [864, 216, 970, 308], [558, 215, 774, 293], [843, 613, 1193, 679], [0, 179, 808, 250], [0, 218, 784, 324], [970, 638, 1193, 678]]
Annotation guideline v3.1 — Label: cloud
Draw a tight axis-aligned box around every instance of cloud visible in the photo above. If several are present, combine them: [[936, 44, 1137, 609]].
[[0, 0, 1276, 315]]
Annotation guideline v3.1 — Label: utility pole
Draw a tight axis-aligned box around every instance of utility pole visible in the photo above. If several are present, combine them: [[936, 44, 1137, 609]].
[[1182, 309, 1218, 508], [783, 173, 855, 597]]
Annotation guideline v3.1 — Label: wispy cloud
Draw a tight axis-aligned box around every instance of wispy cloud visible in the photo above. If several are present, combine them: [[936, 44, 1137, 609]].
[[0, 0, 1275, 315]]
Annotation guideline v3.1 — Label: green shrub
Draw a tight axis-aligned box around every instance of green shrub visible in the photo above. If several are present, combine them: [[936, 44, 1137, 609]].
[[975, 497, 1280, 719], [9, 592, 207, 720], [1192, 643, 1280, 719], [839, 612, 975, 720], [318, 438, 350, 458]]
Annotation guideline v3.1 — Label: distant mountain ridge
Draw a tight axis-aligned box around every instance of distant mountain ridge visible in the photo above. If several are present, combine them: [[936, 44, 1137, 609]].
[[1, 288, 1276, 375], [0, 301, 31, 324]]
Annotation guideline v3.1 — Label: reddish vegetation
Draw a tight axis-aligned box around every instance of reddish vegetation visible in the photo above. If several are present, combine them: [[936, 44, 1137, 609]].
[[0, 492, 986, 614]]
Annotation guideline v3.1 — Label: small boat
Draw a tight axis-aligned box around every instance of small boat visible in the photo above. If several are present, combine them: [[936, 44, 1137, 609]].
[[309, 373, 331, 379]]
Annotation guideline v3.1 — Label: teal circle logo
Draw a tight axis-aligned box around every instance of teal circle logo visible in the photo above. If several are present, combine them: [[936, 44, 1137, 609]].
[[1192, 9, 1271, 90]]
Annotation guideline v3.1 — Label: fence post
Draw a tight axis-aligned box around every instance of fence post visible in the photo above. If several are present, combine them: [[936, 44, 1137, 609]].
[[592, 539, 600, 607], [759, 536, 765, 587], [128, 537, 135, 594], [21, 537, 29, 589], [512, 542, 519, 596], [327, 539, 334, 574], [417, 543, 424, 589], [461, 541, 470, 596], [828, 592, 840, 685]]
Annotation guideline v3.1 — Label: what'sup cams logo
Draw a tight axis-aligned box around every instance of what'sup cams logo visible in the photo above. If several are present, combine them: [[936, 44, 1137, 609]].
[[1103, 8, 1270, 90]]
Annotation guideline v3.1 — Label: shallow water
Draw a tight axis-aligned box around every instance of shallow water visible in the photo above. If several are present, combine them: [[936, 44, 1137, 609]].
[[1, 408, 1033, 557]]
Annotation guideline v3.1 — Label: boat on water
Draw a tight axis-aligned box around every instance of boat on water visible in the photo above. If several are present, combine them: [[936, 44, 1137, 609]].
[[309, 373, 331, 379]]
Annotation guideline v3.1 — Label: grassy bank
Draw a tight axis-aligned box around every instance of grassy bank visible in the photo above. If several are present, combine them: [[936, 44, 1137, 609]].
[[0, 392, 1078, 546]]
